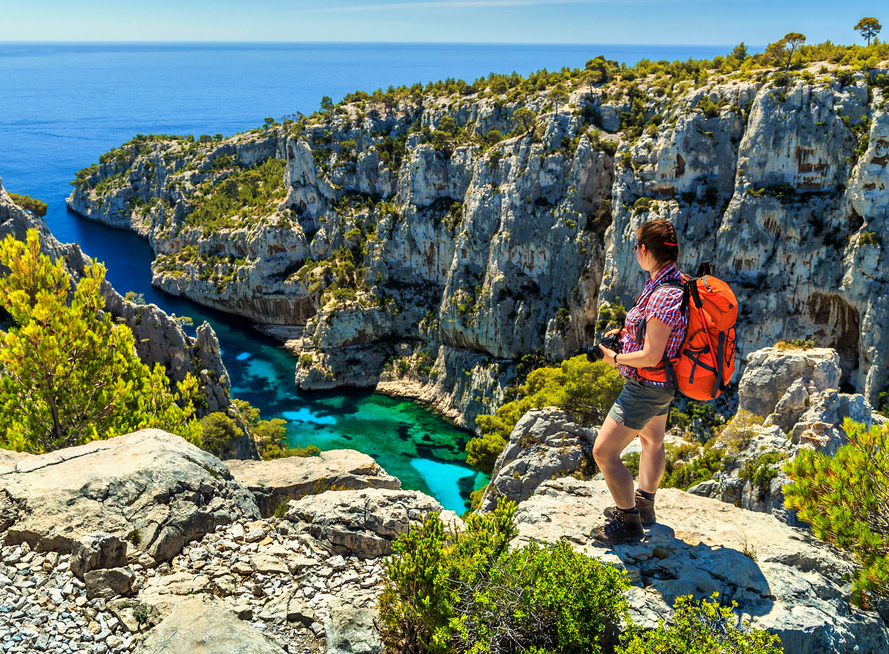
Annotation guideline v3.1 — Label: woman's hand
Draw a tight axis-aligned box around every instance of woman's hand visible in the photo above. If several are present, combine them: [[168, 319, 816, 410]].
[[599, 345, 618, 367], [604, 328, 621, 337]]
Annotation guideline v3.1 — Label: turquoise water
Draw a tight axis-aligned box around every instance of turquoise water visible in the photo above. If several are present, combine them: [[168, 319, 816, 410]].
[[0, 42, 738, 511]]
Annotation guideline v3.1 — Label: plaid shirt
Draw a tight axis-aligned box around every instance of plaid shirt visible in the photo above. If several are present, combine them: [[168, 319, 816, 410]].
[[618, 263, 688, 385]]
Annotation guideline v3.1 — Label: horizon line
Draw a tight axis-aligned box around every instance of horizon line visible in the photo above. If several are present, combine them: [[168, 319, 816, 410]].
[[0, 40, 751, 47]]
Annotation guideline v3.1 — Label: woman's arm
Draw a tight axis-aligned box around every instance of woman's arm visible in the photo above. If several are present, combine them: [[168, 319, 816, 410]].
[[599, 317, 671, 369]]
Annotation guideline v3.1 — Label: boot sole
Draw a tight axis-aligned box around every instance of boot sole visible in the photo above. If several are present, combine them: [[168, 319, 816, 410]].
[[603, 506, 656, 527], [591, 528, 645, 545]]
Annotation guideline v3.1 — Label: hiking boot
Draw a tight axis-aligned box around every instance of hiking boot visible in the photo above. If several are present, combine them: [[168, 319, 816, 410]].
[[592, 510, 644, 545], [603, 491, 656, 527]]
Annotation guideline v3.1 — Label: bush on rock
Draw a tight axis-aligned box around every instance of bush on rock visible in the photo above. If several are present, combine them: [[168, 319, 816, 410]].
[[784, 418, 889, 605], [377, 498, 629, 654], [617, 593, 783, 653]]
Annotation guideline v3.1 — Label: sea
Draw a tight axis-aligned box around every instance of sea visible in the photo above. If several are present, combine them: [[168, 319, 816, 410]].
[[0, 42, 737, 512]]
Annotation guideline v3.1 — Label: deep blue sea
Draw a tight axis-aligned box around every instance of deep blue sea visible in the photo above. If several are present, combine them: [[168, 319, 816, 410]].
[[0, 42, 736, 511]]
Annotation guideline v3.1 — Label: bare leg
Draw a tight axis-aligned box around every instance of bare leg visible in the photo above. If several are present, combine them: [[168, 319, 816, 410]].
[[593, 416, 640, 509], [637, 414, 668, 494]]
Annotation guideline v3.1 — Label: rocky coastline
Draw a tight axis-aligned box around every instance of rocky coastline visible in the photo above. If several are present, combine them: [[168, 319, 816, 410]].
[[65, 60, 889, 436]]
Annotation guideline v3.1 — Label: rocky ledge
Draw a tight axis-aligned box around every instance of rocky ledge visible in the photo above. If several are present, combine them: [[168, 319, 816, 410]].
[[516, 478, 889, 654], [224, 451, 402, 518], [0, 429, 453, 654]]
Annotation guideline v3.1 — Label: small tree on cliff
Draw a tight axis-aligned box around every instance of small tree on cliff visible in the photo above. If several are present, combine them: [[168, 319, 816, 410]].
[[0, 229, 201, 453], [855, 17, 882, 46], [782, 33, 806, 71], [766, 33, 806, 72]]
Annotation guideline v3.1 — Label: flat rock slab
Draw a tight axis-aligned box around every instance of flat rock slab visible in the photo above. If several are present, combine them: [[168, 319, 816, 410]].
[[326, 593, 383, 654], [225, 450, 401, 518], [133, 594, 286, 654], [0, 450, 31, 467], [515, 478, 889, 654], [0, 429, 260, 562], [286, 488, 462, 559]]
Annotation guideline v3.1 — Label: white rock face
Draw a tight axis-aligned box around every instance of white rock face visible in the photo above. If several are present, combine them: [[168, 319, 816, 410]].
[[739, 347, 842, 419]]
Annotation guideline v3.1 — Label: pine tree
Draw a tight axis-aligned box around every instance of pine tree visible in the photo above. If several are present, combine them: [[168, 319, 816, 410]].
[[0, 229, 201, 453], [783, 418, 889, 605], [855, 17, 882, 46]]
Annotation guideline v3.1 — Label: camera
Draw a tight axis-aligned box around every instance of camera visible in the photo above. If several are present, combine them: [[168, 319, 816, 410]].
[[585, 333, 622, 362]]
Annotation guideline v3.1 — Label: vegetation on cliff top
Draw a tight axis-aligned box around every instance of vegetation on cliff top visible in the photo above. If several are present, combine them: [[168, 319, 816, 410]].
[[186, 157, 287, 236], [0, 230, 202, 453], [6, 192, 47, 218]]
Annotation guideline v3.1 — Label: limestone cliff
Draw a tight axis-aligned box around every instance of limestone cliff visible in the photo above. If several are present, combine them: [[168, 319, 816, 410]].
[[66, 131, 314, 326], [68, 61, 889, 431]]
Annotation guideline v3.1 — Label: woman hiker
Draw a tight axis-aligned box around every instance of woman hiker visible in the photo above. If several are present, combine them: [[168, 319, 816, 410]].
[[592, 219, 688, 545]]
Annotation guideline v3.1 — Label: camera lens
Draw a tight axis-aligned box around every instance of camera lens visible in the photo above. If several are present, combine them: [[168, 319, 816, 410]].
[[585, 345, 604, 362]]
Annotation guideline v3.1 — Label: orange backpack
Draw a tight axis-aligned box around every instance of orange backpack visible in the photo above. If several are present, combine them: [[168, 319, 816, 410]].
[[636, 263, 738, 400]]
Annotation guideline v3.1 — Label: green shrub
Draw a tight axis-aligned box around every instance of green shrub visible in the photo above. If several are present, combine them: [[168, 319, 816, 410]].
[[784, 418, 889, 605], [718, 410, 765, 453], [617, 593, 783, 653], [774, 339, 815, 350], [633, 197, 653, 214], [377, 499, 629, 654], [7, 193, 47, 218], [273, 500, 290, 518], [669, 402, 725, 436], [860, 231, 880, 246], [199, 412, 241, 454], [740, 451, 786, 497], [662, 443, 725, 490], [228, 398, 290, 459], [470, 356, 623, 473], [263, 443, 321, 459], [595, 301, 627, 332]]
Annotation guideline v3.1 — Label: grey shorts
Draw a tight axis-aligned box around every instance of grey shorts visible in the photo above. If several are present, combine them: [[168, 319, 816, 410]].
[[607, 377, 676, 431]]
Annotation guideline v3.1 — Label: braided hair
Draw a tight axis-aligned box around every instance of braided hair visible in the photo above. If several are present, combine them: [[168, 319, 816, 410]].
[[636, 219, 680, 269]]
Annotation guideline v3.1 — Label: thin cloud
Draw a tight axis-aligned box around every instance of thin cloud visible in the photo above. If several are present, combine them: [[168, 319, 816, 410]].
[[325, 0, 670, 12]]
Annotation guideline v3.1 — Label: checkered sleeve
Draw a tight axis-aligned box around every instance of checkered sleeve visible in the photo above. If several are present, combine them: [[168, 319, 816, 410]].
[[644, 287, 687, 358]]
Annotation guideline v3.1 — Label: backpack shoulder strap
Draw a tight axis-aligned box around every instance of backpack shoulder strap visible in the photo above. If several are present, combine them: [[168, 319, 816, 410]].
[[636, 279, 688, 342]]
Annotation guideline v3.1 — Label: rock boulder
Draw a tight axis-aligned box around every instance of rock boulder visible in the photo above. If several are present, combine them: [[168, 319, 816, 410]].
[[0, 429, 260, 561], [738, 347, 841, 421], [515, 478, 889, 654], [480, 407, 597, 511], [285, 488, 461, 559], [133, 594, 287, 654], [225, 450, 401, 518], [69, 532, 128, 579]]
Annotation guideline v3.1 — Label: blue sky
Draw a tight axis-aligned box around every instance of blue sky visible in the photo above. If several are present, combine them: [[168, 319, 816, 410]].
[[3, 1, 884, 44]]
